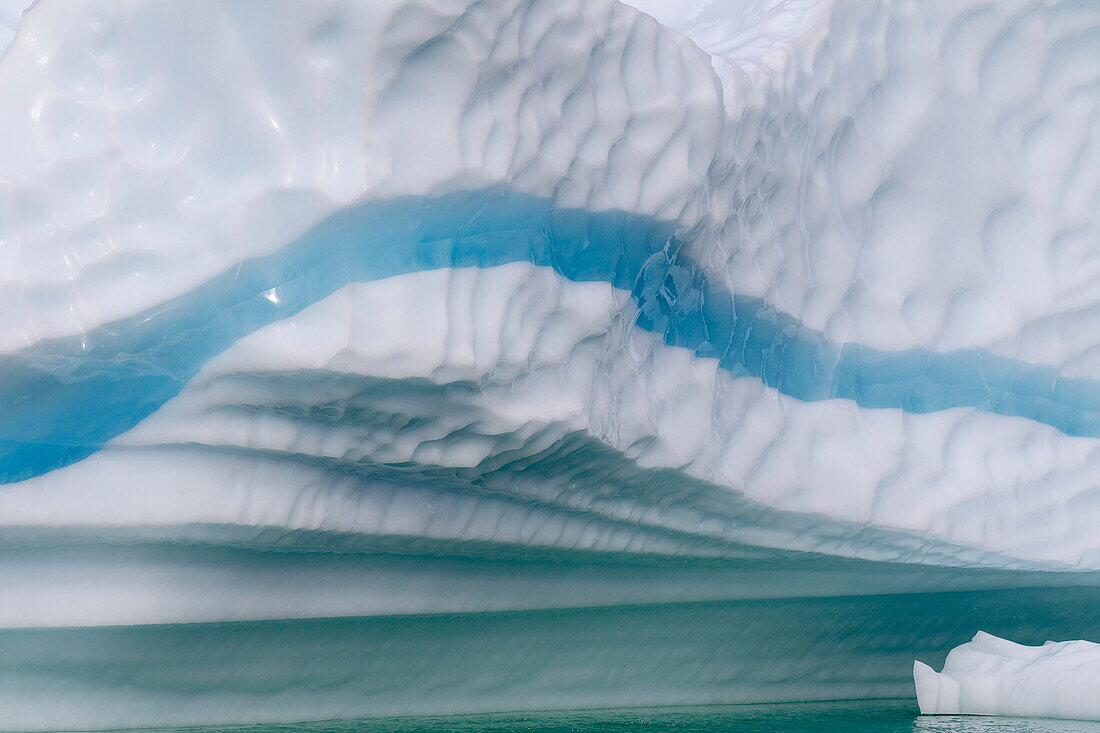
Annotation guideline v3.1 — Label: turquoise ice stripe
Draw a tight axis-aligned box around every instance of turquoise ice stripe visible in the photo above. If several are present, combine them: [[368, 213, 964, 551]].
[[0, 187, 1097, 485]]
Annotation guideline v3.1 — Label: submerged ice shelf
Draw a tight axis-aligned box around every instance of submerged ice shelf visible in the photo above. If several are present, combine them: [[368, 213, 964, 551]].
[[1, 0, 1099, 728]]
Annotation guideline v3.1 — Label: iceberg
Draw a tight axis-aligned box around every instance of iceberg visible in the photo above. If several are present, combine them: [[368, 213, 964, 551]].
[[0, 0, 1098, 728], [915, 632, 1100, 721]]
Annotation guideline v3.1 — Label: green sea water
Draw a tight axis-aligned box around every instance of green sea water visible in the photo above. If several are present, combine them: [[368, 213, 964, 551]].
[[47, 702, 1100, 733]]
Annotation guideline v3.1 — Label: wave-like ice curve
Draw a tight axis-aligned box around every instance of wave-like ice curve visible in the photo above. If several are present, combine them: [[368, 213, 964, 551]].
[[8, 189, 1100, 486], [2, 0, 1100, 727]]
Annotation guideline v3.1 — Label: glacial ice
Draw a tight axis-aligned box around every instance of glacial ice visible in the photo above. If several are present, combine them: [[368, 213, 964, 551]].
[[0, 0, 1099, 728], [915, 632, 1100, 721]]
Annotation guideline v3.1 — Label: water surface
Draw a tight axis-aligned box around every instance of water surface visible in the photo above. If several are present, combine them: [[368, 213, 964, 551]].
[[54, 701, 1100, 733]]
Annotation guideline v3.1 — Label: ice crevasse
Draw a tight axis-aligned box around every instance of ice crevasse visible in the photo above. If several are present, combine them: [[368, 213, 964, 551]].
[[0, 0, 1099, 728]]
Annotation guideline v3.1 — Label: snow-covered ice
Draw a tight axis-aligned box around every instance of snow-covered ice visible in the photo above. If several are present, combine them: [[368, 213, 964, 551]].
[[915, 632, 1100, 721]]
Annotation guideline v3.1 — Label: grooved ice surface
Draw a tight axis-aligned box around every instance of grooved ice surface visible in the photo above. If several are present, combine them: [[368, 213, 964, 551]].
[[0, 0, 1099, 728]]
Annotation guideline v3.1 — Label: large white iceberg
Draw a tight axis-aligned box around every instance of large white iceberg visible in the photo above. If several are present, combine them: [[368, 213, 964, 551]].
[[915, 632, 1100, 721], [0, 0, 1097, 568], [0, 0, 1099, 728]]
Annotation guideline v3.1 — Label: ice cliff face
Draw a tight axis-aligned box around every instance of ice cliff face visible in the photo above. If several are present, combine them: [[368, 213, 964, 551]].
[[0, 0, 1099, 728], [5, 0, 1100, 570]]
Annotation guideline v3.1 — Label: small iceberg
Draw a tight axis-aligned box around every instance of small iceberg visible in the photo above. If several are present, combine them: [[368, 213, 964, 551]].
[[915, 631, 1100, 721]]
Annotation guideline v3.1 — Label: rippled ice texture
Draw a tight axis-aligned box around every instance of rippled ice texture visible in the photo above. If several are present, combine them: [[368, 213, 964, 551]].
[[0, 0, 1099, 728]]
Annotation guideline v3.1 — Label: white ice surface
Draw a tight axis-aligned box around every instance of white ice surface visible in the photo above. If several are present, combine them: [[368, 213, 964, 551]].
[[632, 0, 1100, 365], [0, 0, 31, 54], [915, 631, 1100, 721], [5, 266, 1093, 571], [1, 0, 1100, 726], [4, 0, 1099, 362], [0, 0, 1099, 628], [0, 0, 720, 351]]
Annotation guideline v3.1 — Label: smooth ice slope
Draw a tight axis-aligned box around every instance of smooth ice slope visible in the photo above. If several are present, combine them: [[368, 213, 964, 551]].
[[0, 0, 32, 55], [915, 632, 1100, 721]]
